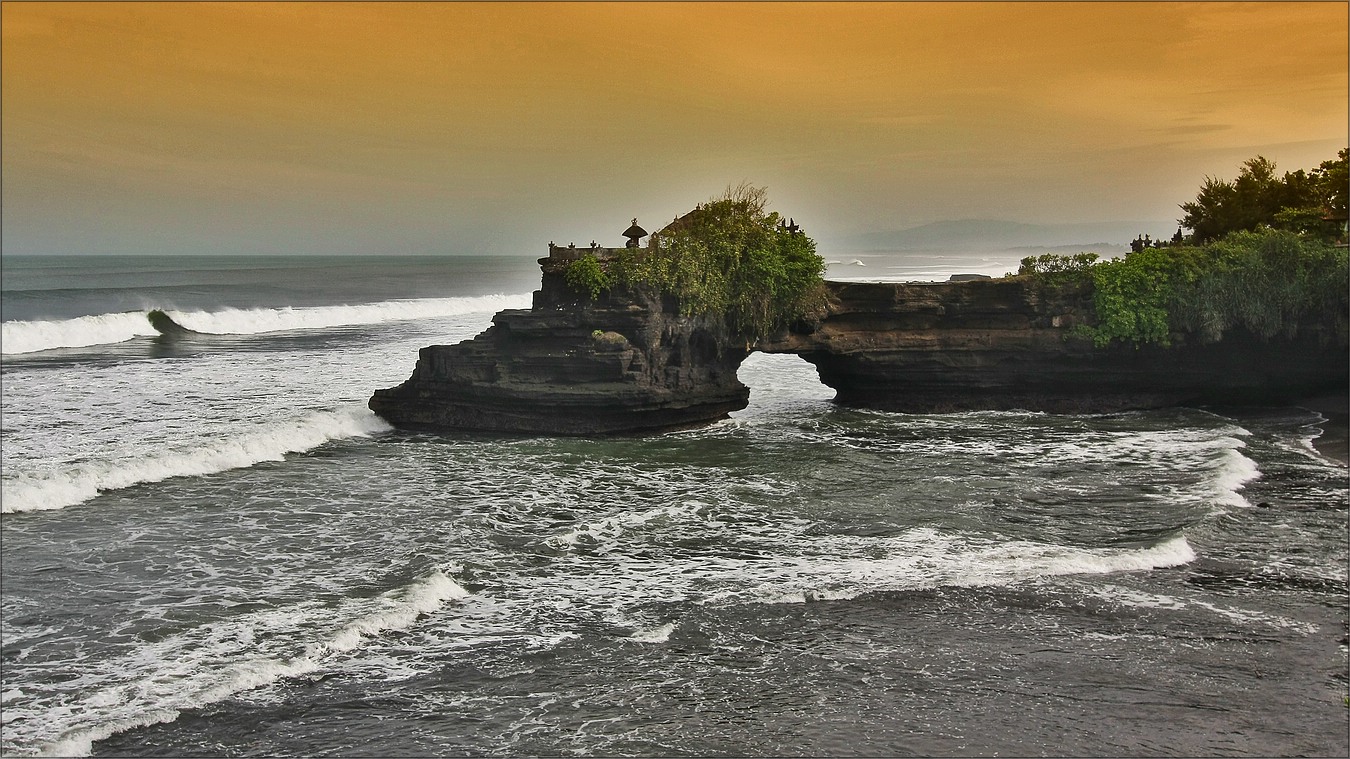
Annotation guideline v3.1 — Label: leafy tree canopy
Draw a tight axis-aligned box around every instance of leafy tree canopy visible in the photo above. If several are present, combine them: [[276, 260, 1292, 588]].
[[1017, 252, 1099, 284], [1180, 148, 1348, 243]]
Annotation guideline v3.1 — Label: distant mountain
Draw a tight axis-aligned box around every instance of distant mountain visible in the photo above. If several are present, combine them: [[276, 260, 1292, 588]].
[[834, 219, 1176, 252]]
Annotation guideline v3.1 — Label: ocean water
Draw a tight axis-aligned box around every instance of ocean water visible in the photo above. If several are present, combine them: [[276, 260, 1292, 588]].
[[1, 254, 1346, 757], [822, 251, 1027, 282]]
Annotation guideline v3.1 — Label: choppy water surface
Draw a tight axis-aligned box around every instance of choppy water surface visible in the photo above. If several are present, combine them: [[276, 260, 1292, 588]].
[[2, 255, 1346, 757]]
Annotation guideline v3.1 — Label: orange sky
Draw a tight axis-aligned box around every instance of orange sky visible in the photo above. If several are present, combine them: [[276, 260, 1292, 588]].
[[3, 2, 1346, 254]]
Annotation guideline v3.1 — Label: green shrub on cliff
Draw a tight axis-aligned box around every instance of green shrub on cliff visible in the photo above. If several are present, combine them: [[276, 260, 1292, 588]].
[[1024, 229, 1348, 347], [1170, 230, 1348, 344], [564, 253, 611, 300], [614, 184, 827, 338], [1087, 246, 1204, 347], [1066, 146, 1350, 345], [1017, 252, 1099, 292]]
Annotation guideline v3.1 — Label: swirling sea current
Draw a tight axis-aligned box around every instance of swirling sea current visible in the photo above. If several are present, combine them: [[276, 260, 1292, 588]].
[[1, 254, 1346, 757]]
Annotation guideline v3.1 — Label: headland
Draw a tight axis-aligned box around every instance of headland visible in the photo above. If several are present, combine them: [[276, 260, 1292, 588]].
[[369, 241, 1348, 435]]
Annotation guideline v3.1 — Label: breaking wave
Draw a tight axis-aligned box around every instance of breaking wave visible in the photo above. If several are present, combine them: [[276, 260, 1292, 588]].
[[1, 293, 532, 355], [29, 569, 468, 758], [0, 311, 159, 355], [1, 407, 392, 514], [159, 294, 531, 336]]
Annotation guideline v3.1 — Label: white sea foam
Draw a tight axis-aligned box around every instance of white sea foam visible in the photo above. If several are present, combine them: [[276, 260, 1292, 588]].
[[27, 569, 468, 757], [327, 571, 470, 652], [1213, 443, 1261, 508], [1, 311, 159, 354], [1, 407, 392, 514], [40, 709, 183, 759], [544, 502, 709, 549], [1276, 411, 1342, 465], [1106, 427, 1259, 510], [704, 531, 1197, 606], [629, 622, 677, 643], [0, 293, 531, 355]]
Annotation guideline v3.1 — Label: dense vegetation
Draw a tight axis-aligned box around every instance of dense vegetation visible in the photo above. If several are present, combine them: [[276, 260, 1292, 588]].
[[1020, 149, 1349, 348], [1180, 149, 1347, 244], [563, 252, 610, 301], [566, 184, 827, 339]]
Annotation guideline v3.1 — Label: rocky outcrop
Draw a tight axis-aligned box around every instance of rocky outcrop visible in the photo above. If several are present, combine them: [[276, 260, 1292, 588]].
[[762, 279, 1347, 413], [370, 253, 1348, 434], [368, 250, 750, 434]]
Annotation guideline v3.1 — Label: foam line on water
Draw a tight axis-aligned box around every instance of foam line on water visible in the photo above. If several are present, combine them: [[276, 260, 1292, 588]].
[[327, 570, 470, 652], [703, 531, 1197, 606], [1, 407, 392, 514], [1213, 443, 1260, 508], [1, 293, 530, 355], [1084, 584, 1319, 633], [37, 710, 182, 759], [29, 569, 469, 758]]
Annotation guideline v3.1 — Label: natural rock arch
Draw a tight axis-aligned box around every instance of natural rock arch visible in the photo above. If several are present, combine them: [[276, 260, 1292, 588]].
[[369, 255, 1347, 435]]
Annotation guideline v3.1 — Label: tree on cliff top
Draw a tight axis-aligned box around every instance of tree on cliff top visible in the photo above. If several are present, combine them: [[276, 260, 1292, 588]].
[[1180, 149, 1348, 243], [614, 184, 827, 339], [1020, 228, 1347, 347], [1017, 147, 1349, 347]]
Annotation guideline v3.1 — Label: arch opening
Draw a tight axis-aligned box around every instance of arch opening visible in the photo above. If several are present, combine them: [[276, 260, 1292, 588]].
[[732, 351, 835, 422]]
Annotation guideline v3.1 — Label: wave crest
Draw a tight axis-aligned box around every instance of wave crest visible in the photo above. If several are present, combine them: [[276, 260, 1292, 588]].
[[164, 294, 530, 336], [2, 407, 392, 514], [31, 569, 468, 758], [1, 293, 531, 355], [1, 312, 158, 355]]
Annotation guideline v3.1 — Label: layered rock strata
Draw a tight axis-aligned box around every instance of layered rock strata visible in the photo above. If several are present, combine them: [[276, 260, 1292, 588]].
[[370, 253, 1347, 434], [762, 280, 1347, 413], [368, 251, 750, 434]]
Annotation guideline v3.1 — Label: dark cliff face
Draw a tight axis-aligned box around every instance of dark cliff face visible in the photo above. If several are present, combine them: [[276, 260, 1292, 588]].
[[765, 279, 1348, 413], [370, 259, 1348, 434], [368, 255, 750, 435]]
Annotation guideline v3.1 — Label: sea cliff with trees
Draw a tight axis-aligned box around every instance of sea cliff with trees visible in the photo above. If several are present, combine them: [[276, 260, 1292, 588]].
[[1019, 148, 1348, 349], [370, 151, 1348, 436]]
